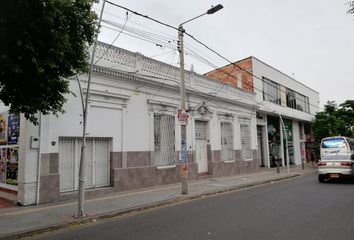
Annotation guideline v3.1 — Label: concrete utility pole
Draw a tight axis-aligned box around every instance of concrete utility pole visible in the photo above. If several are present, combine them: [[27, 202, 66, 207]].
[[178, 4, 223, 195], [77, 0, 106, 218]]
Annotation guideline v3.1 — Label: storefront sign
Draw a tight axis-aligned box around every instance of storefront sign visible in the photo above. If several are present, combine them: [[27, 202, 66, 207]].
[[8, 114, 20, 145], [284, 120, 294, 164], [6, 147, 18, 185], [0, 148, 6, 184], [0, 113, 8, 145]]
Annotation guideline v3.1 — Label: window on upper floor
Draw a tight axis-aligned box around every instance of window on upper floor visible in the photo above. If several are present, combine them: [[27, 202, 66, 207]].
[[295, 92, 310, 113], [263, 77, 280, 105], [285, 88, 310, 113], [286, 88, 297, 109], [262, 78, 311, 114]]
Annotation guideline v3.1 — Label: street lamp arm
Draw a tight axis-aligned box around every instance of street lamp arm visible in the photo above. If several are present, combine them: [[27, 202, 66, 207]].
[[179, 13, 207, 27], [179, 4, 223, 27]]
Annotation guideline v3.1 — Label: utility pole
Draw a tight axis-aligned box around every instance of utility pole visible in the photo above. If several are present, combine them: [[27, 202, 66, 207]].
[[178, 25, 188, 194], [77, 0, 106, 218], [177, 4, 223, 195]]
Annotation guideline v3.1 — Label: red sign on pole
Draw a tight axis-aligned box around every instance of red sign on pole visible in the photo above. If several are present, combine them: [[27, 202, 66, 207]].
[[178, 109, 189, 124]]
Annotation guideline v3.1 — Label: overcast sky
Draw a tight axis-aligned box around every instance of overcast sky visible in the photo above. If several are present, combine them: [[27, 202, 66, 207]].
[[94, 0, 354, 109]]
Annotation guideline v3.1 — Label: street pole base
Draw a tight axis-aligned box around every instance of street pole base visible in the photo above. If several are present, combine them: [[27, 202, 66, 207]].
[[181, 176, 188, 195], [73, 213, 87, 219]]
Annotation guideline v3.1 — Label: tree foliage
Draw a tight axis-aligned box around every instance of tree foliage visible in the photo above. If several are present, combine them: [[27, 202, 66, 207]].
[[0, 0, 97, 123], [348, 1, 354, 15], [312, 100, 354, 141]]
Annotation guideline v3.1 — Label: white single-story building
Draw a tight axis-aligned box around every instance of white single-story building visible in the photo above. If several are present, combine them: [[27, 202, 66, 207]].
[[1, 42, 266, 205]]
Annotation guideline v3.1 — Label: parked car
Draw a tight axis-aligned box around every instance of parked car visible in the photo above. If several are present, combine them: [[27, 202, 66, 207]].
[[318, 155, 354, 182]]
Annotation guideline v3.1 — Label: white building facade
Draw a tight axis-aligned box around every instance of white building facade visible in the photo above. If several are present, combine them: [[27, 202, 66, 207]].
[[206, 57, 319, 170], [1, 43, 264, 205]]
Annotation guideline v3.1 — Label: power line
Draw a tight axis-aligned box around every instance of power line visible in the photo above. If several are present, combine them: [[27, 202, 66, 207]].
[[99, 18, 229, 89], [101, 20, 206, 71], [149, 50, 175, 59], [100, 20, 315, 112], [133, 46, 178, 93], [184, 32, 320, 110], [93, 6, 177, 40], [149, 51, 177, 100], [100, 1, 320, 111], [129, 71, 255, 111], [98, 5, 235, 83], [105, 1, 178, 31], [103, 18, 176, 44], [100, 14, 223, 72], [130, 71, 256, 115], [101, 24, 175, 50], [98, 20, 313, 113], [94, 12, 131, 65], [101, 20, 177, 50]]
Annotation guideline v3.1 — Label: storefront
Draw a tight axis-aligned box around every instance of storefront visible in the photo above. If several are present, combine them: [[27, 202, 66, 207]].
[[267, 116, 281, 167], [0, 112, 20, 189], [304, 122, 316, 162]]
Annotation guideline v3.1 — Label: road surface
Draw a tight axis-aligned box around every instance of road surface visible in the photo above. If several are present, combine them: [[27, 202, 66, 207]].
[[32, 175, 354, 240]]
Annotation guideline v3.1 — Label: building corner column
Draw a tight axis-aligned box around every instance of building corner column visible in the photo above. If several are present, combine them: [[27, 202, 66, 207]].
[[18, 114, 39, 206]]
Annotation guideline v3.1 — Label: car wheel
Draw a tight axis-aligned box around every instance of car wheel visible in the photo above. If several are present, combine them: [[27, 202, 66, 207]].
[[318, 175, 325, 183]]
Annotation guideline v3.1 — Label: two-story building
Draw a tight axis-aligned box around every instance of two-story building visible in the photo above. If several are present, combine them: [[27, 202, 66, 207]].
[[206, 57, 319, 169]]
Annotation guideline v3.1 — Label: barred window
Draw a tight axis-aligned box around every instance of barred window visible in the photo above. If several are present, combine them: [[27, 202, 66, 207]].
[[154, 114, 175, 166], [240, 124, 252, 160]]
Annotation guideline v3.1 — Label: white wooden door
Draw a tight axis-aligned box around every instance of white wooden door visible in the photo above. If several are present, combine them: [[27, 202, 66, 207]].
[[195, 121, 208, 173]]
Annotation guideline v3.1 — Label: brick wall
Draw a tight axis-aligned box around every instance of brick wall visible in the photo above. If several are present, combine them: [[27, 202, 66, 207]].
[[205, 57, 254, 92]]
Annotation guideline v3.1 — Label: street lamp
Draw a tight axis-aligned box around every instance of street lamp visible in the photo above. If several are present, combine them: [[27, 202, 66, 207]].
[[178, 4, 223, 195]]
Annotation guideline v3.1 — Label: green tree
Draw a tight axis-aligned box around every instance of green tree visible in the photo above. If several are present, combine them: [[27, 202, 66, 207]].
[[312, 100, 354, 142], [338, 100, 354, 136], [0, 0, 97, 123]]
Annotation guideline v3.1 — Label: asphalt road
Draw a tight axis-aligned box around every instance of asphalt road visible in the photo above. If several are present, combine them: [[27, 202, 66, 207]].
[[32, 174, 354, 240]]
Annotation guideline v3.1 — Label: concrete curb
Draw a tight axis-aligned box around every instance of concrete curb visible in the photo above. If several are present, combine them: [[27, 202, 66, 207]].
[[0, 173, 304, 240]]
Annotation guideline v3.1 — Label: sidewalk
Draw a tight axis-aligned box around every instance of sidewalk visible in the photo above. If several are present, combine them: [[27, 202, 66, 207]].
[[0, 166, 316, 240]]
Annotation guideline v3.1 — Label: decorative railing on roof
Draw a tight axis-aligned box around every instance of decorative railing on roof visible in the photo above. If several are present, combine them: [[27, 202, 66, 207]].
[[90, 42, 254, 104]]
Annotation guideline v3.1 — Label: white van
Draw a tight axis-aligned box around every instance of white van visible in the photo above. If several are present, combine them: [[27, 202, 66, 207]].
[[318, 136, 354, 182], [320, 136, 354, 158]]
